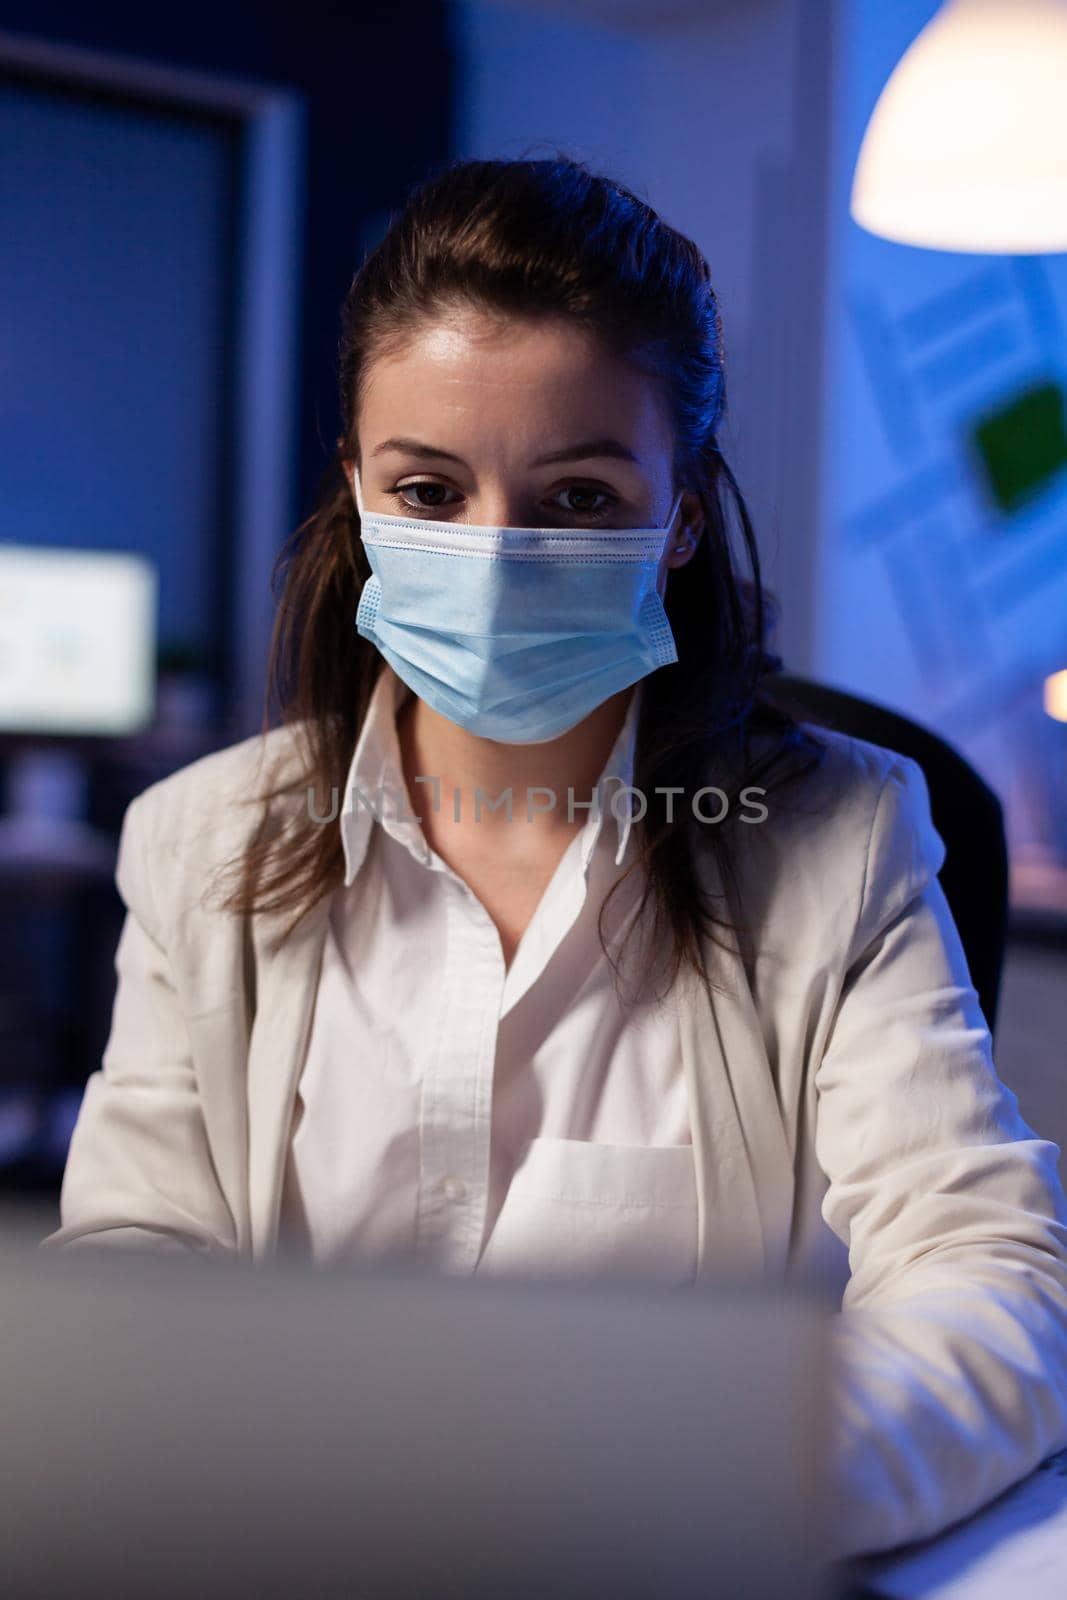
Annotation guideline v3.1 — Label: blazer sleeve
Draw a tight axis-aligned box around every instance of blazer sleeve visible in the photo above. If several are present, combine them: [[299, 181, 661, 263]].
[[813, 753, 1067, 1561], [37, 792, 240, 1261]]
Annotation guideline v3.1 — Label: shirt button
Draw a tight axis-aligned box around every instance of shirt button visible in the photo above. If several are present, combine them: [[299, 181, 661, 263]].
[[442, 1176, 466, 1201]]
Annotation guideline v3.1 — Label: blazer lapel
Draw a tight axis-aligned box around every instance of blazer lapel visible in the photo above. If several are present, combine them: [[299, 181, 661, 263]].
[[681, 934, 797, 1286], [246, 893, 331, 1261]]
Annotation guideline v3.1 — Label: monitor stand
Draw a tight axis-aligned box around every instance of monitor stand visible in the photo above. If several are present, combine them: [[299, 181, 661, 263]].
[[0, 747, 115, 874]]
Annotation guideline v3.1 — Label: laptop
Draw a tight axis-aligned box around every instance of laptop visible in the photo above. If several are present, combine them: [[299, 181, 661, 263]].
[[1, 1206, 842, 1599]]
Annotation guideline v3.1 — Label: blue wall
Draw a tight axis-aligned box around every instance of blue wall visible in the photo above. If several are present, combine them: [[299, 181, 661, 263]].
[[822, 0, 1067, 866], [1, 79, 236, 664], [0, 0, 455, 519]]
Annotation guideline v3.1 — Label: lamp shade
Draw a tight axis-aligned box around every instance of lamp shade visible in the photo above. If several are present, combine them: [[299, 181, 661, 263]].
[[850, 0, 1067, 253]]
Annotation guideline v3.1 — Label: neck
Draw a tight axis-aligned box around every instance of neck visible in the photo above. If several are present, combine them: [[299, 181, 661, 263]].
[[396, 684, 636, 842]]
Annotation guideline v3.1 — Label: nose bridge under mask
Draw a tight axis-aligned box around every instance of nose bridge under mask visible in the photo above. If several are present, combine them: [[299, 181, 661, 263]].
[[350, 463, 682, 537]]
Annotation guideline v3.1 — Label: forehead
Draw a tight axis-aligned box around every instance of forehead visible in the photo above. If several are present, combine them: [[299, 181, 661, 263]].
[[358, 308, 673, 457]]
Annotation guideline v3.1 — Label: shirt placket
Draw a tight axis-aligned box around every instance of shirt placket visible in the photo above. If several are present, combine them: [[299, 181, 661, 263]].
[[414, 867, 501, 1276]]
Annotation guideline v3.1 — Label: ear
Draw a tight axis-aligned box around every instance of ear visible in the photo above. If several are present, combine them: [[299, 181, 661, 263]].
[[663, 490, 705, 572]]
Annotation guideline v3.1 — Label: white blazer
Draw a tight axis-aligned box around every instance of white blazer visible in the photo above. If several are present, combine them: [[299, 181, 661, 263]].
[[39, 716, 1067, 1561]]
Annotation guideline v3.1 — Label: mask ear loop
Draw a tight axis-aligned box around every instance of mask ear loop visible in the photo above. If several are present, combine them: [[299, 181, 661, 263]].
[[351, 463, 365, 518], [664, 491, 682, 530], [664, 490, 686, 547]]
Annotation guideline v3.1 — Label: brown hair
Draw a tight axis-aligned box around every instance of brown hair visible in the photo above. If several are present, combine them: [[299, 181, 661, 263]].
[[216, 153, 828, 1008]]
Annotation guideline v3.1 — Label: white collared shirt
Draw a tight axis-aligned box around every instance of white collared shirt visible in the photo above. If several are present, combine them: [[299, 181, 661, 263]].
[[278, 663, 697, 1285]]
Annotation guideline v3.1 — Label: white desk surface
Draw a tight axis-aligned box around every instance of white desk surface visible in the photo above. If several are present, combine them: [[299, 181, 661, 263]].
[[853, 1446, 1067, 1598]]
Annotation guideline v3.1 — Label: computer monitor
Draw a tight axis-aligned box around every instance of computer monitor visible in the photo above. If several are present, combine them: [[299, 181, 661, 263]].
[[0, 542, 157, 737], [0, 543, 157, 869]]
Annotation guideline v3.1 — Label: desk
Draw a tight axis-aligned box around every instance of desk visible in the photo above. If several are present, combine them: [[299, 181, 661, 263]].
[[847, 1446, 1067, 1597]]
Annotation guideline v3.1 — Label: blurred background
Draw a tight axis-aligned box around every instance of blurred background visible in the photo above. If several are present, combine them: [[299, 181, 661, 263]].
[[1, 0, 1064, 1211]]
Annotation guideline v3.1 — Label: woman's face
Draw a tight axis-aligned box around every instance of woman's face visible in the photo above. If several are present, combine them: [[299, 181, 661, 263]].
[[352, 306, 702, 598]]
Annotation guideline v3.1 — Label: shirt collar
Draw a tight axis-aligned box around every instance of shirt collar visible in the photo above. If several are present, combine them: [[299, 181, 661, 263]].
[[579, 676, 642, 873], [339, 664, 414, 887], [340, 664, 643, 886]]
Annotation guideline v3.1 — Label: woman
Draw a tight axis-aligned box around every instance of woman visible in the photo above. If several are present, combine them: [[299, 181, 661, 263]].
[[42, 156, 1067, 1560]]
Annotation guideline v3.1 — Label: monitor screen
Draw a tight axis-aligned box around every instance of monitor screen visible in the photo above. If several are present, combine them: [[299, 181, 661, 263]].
[[0, 543, 157, 736]]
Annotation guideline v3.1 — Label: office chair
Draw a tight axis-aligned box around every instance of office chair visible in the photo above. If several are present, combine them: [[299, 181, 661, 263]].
[[756, 670, 1009, 1040]]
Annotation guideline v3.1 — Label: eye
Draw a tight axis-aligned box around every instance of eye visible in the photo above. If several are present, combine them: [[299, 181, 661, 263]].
[[387, 480, 459, 513], [549, 485, 617, 520], [382, 479, 620, 521]]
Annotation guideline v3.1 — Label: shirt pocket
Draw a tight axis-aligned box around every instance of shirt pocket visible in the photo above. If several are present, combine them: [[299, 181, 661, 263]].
[[476, 1136, 698, 1288]]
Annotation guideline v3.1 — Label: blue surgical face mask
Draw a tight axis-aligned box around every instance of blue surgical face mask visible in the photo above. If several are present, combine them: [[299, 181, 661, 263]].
[[350, 465, 683, 745]]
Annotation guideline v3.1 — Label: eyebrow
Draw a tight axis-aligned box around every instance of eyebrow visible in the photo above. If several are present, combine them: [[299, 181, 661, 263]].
[[368, 436, 641, 467]]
